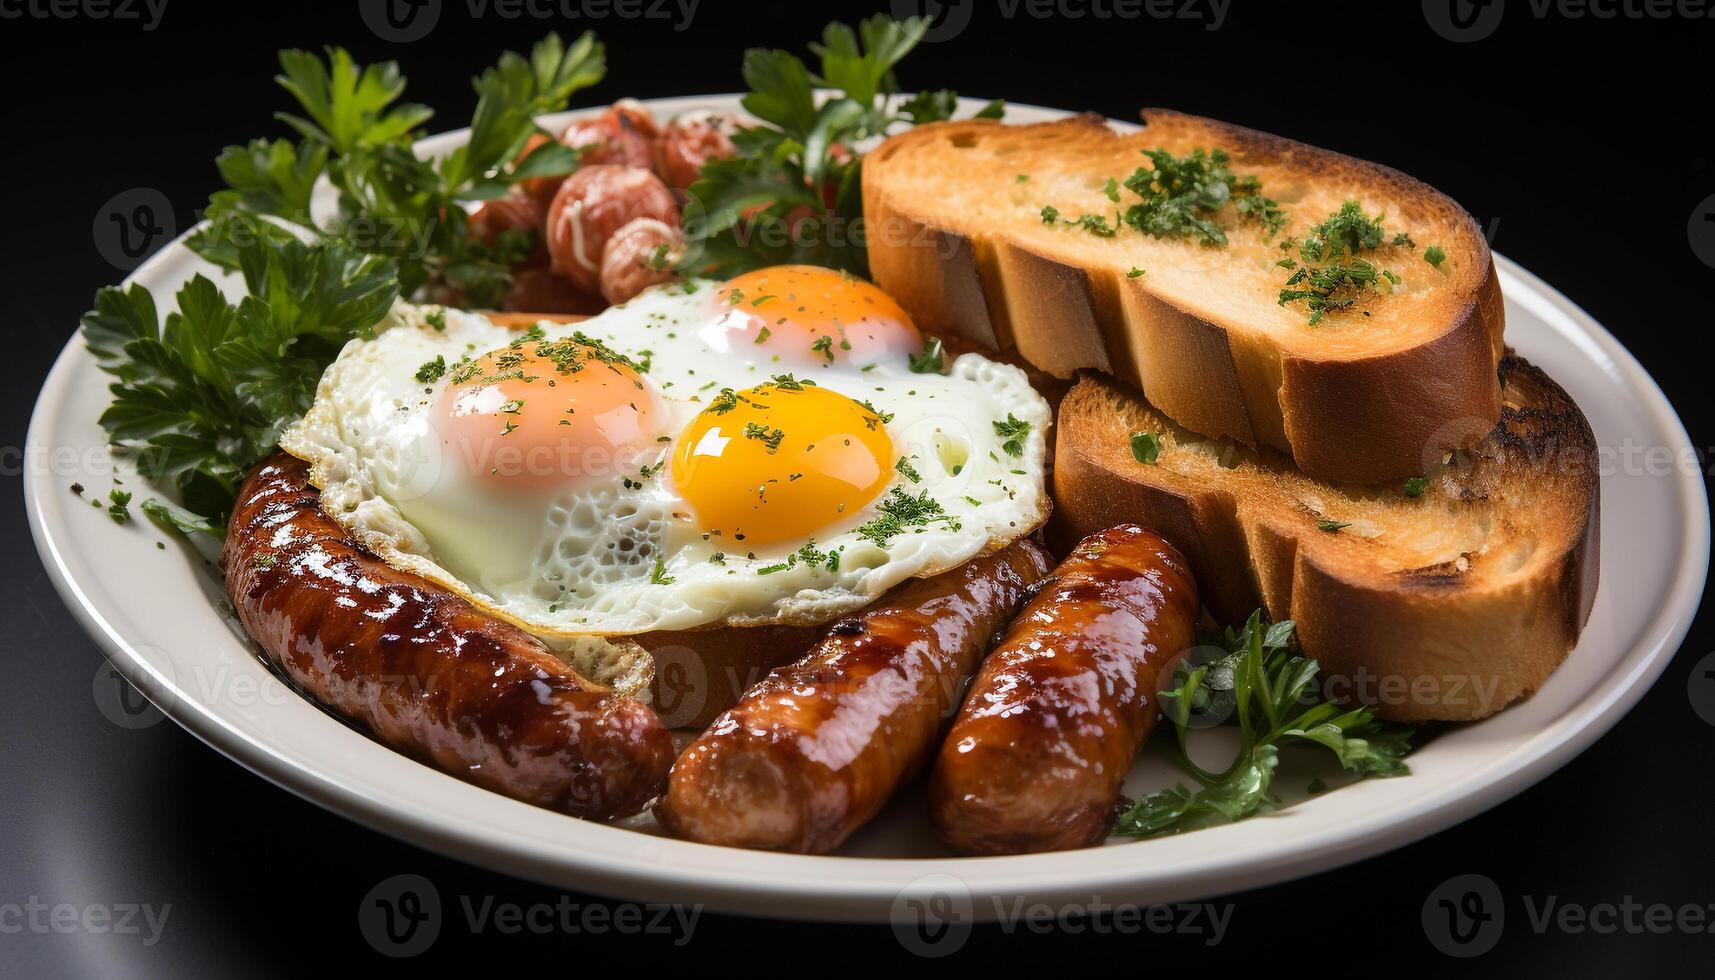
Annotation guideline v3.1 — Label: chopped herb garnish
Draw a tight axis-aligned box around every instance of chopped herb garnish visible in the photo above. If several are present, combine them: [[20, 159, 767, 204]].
[[1404, 476, 1428, 498], [650, 558, 675, 585], [1120, 147, 1285, 246], [895, 456, 922, 483], [1127, 267, 1146, 278], [1317, 519, 1351, 532], [107, 488, 133, 525], [415, 355, 447, 384], [708, 388, 740, 414], [856, 487, 961, 547], [993, 414, 1031, 456], [1130, 431, 1161, 465], [1277, 201, 1400, 325], [1424, 244, 1447, 269], [908, 337, 946, 374], [743, 421, 786, 453]]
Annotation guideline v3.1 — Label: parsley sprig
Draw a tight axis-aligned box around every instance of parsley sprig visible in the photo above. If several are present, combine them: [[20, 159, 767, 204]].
[[682, 15, 1001, 278], [1114, 612, 1413, 838], [81, 217, 398, 526], [192, 34, 603, 307]]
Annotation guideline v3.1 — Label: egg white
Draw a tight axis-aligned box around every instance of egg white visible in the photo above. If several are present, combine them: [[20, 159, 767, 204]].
[[281, 281, 1052, 637]]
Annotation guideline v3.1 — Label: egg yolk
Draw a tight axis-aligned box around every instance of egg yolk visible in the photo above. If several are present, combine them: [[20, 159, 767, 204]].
[[672, 380, 893, 548], [438, 336, 661, 488], [702, 265, 924, 366]]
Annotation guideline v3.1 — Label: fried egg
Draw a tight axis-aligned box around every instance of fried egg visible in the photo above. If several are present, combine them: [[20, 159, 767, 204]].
[[282, 265, 1051, 636]]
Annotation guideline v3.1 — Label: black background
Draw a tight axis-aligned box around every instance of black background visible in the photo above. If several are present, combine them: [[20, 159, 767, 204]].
[[3, 0, 1713, 974]]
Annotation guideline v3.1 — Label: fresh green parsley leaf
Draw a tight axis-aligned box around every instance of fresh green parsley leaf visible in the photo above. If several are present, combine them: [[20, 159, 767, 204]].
[[684, 15, 994, 278], [82, 218, 398, 527], [1424, 244, 1447, 268], [1317, 519, 1351, 532], [1113, 612, 1413, 838], [895, 456, 922, 483], [415, 355, 447, 383], [650, 558, 675, 585], [1127, 267, 1146, 278], [1404, 476, 1429, 498], [197, 34, 603, 307]]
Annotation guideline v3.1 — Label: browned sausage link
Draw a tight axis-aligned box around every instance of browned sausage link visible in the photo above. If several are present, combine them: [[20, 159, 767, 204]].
[[656, 540, 1053, 853], [928, 525, 1199, 854], [220, 452, 675, 819]]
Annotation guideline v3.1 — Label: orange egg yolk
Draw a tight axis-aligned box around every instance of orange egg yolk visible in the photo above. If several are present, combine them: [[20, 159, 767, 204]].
[[671, 380, 893, 548], [702, 265, 924, 366], [438, 337, 661, 488]]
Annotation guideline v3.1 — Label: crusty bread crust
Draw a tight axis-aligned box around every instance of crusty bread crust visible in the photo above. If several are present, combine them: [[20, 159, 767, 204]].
[[1049, 355, 1598, 722], [864, 109, 1505, 485]]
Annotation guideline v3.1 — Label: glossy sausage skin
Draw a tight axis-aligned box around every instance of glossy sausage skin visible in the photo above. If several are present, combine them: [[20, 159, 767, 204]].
[[928, 525, 1199, 854], [656, 540, 1053, 853], [221, 452, 675, 819]]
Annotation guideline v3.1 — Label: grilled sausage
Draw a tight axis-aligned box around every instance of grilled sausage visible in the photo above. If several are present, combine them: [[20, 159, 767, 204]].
[[221, 452, 675, 819], [656, 540, 1053, 853], [928, 525, 1199, 854]]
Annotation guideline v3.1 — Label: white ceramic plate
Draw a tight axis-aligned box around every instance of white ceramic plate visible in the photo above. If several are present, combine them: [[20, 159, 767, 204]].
[[27, 97, 1709, 922]]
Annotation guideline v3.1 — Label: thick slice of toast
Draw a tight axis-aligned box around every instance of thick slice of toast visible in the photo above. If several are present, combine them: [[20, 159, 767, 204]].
[[864, 110, 1506, 485], [1050, 355, 1598, 722]]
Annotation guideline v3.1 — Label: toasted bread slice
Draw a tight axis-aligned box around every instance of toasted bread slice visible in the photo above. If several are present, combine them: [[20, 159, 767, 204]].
[[864, 110, 1506, 485], [1049, 355, 1598, 722]]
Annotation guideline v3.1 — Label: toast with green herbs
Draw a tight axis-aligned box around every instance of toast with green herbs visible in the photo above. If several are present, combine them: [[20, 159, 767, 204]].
[[1049, 355, 1598, 723], [864, 110, 1505, 485]]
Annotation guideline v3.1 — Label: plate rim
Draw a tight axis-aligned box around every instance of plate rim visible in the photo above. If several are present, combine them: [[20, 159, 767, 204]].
[[26, 95, 1711, 922]]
